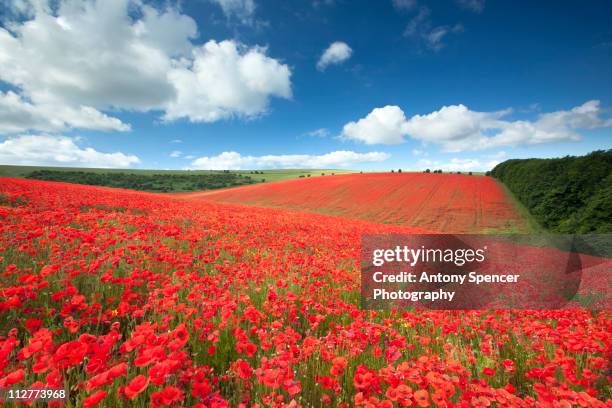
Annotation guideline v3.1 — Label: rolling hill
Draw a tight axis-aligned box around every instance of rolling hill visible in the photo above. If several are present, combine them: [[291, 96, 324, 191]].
[[182, 172, 529, 233]]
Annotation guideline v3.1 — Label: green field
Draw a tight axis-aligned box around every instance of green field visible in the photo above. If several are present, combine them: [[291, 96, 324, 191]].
[[0, 165, 355, 191], [234, 168, 354, 182], [0, 165, 353, 180]]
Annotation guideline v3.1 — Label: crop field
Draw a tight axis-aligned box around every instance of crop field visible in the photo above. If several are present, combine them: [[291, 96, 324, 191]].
[[0, 177, 610, 407], [182, 173, 529, 233], [0, 165, 352, 184]]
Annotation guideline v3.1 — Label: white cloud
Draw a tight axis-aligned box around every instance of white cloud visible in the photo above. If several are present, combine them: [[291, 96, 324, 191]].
[[0, 0, 292, 132], [305, 128, 330, 137], [404, 6, 430, 36], [317, 41, 353, 71], [402, 104, 508, 147], [443, 158, 498, 171], [342, 101, 612, 151], [209, 0, 256, 24], [392, 0, 417, 11], [406, 100, 612, 151], [341, 105, 409, 145], [424, 24, 463, 51], [456, 0, 485, 13], [415, 154, 503, 172], [0, 91, 129, 133], [403, 6, 463, 51], [164, 40, 292, 122], [0, 1, 193, 111], [312, 0, 336, 7], [190, 150, 390, 170], [440, 158, 482, 171], [1, 0, 37, 19], [169, 150, 182, 158], [0, 135, 140, 167], [170, 139, 183, 144]]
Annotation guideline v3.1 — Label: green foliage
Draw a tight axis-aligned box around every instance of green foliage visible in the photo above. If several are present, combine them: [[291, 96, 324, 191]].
[[490, 150, 612, 233], [25, 170, 257, 193]]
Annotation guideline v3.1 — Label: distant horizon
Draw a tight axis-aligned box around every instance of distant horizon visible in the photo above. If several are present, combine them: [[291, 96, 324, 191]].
[[1, 149, 608, 174]]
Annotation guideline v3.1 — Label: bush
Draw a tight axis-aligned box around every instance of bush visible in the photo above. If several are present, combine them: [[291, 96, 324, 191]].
[[490, 150, 612, 233], [26, 170, 258, 193]]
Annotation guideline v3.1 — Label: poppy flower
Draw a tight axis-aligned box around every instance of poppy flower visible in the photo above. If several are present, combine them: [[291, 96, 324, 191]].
[[83, 390, 107, 408], [124, 375, 149, 400], [482, 368, 495, 377], [414, 389, 430, 407], [1, 176, 611, 408]]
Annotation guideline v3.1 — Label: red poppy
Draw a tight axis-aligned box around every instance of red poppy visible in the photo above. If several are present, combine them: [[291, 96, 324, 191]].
[[414, 389, 430, 407], [1, 176, 611, 408], [124, 375, 149, 400], [482, 367, 495, 377], [83, 390, 107, 408]]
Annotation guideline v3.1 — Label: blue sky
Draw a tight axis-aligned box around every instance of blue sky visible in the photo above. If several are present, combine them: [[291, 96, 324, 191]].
[[0, 0, 611, 171]]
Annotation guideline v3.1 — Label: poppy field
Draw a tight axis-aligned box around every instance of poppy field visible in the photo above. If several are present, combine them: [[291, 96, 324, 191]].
[[184, 173, 528, 233], [0, 177, 611, 407]]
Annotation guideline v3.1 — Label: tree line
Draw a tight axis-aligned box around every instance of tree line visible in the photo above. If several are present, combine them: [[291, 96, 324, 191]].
[[26, 170, 257, 193], [490, 150, 611, 233]]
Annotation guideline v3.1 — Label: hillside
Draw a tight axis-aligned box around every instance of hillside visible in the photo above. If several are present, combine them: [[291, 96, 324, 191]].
[[183, 172, 528, 233], [0, 165, 353, 192], [1, 177, 609, 406], [491, 150, 612, 233]]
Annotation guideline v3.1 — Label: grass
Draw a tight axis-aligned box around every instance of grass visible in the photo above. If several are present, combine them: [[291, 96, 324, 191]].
[[0, 165, 354, 190], [494, 179, 546, 233], [233, 169, 355, 182]]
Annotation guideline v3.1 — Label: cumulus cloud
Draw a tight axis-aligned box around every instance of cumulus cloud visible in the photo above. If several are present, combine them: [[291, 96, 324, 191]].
[[0, 0, 292, 133], [342, 101, 612, 151], [402, 104, 508, 147], [190, 150, 390, 170], [209, 0, 256, 24], [0, 91, 130, 133], [165, 40, 292, 122], [0, 1, 193, 110], [415, 152, 504, 172], [0, 135, 140, 167], [317, 41, 353, 71], [341, 106, 409, 145], [417, 158, 495, 171], [406, 100, 612, 151], [169, 150, 182, 158], [1, 0, 37, 19]]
